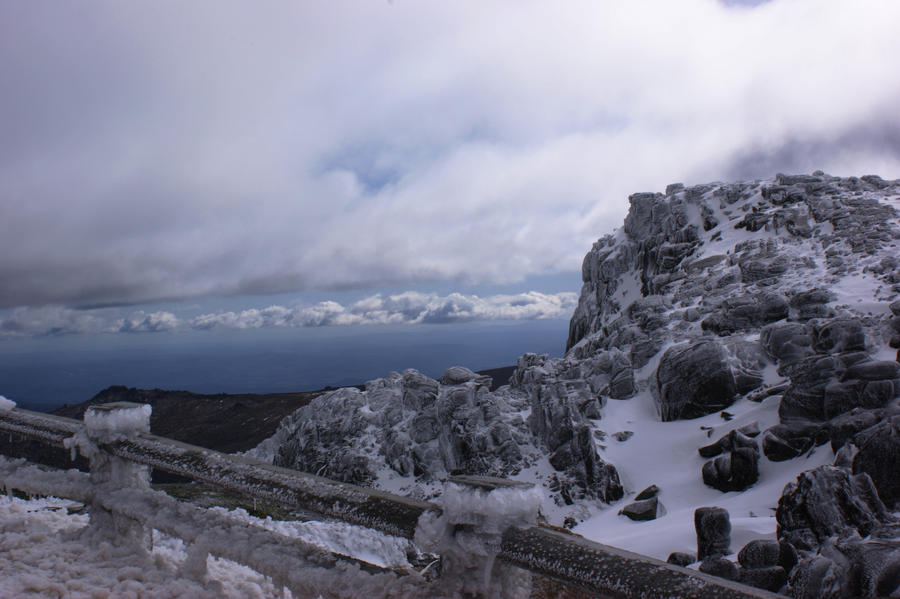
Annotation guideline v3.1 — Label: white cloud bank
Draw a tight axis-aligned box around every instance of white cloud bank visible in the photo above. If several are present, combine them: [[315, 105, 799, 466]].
[[0, 291, 576, 338], [1, 1, 899, 310]]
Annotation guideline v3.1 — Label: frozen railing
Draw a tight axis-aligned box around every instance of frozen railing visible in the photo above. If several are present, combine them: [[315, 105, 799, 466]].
[[0, 403, 777, 599]]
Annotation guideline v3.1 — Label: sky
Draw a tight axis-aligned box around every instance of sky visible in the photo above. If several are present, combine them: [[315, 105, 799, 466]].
[[2, 0, 900, 355]]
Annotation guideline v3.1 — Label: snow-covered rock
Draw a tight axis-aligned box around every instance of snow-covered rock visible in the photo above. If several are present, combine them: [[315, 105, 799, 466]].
[[250, 172, 900, 596]]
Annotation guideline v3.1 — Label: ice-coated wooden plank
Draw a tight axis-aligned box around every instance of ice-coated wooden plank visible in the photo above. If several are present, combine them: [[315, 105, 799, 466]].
[[501, 525, 778, 599]]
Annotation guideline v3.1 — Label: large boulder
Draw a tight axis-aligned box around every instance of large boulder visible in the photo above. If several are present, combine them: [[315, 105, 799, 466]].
[[776, 466, 890, 551], [852, 415, 900, 509], [811, 318, 866, 353], [828, 408, 883, 452], [761, 322, 813, 365], [656, 339, 736, 421], [762, 420, 826, 462], [778, 355, 839, 421], [788, 536, 900, 599]]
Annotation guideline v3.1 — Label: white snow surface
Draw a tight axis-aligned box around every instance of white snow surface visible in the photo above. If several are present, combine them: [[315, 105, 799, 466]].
[[574, 394, 835, 560]]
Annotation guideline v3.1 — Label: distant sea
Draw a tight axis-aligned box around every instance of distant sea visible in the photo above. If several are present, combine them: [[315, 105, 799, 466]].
[[0, 320, 568, 412]]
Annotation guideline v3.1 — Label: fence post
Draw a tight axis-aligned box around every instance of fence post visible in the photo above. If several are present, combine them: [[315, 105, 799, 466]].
[[83, 402, 152, 549], [416, 475, 541, 599]]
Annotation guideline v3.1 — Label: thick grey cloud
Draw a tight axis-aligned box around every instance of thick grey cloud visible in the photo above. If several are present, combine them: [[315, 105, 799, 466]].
[[0, 291, 576, 337], [2, 1, 899, 310]]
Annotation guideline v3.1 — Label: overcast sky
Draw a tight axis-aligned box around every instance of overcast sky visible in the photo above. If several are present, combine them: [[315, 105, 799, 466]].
[[2, 0, 900, 337]]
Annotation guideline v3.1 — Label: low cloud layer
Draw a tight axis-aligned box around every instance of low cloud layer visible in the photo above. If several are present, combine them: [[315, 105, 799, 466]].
[[0, 291, 576, 338], [2, 1, 899, 311]]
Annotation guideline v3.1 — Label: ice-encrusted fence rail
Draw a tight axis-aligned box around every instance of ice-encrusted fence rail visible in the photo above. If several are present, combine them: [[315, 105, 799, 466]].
[[0, 402, 776, 599]]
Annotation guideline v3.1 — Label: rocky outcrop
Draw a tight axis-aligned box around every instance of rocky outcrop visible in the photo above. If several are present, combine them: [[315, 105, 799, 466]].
[[264, 368, 535, 487], [788, 535, 900, 599], [776, 465, 890, 551], [249, 172, 900, 569], [852, 414, 900, 509]]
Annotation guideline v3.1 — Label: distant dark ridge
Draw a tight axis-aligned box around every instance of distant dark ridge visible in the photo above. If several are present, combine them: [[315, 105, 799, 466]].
[[52, 385, 326, 454]]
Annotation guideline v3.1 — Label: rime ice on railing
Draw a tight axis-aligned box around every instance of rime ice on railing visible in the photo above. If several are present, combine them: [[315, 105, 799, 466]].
[[0, 404, 779, 598]]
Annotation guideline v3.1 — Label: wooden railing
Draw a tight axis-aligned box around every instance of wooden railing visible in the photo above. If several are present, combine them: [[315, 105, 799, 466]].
[[0, 403, 777, 599]]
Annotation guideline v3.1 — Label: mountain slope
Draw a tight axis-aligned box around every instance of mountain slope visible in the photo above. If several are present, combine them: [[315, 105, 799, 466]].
[[252, 172, 900, 596]]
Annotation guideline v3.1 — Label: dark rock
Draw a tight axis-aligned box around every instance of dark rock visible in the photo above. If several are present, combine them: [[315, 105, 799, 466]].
[[823, 376, 899, 419], [739, 254, 789, 283], [700, 292, 788, 335], [699, 556, 738, 581], [619, 497, 659, 521], [656, 339, 736, 421], [833, 442, 858, 469], [634, 484, 660, 500], [779, 354, 840, 421], [786, 554, 844, 599], [702, 446, 760, 492], [698, 430, 758, 458], [720, 411, 733, 421], [695, 506, 731, 560], [812, 318, 866, 353], [761, 322, 813, 365], [828, 408, 882, 452], [738, 421, 761, 437], [778, 539, 799, 572], [788, 536, 900, 599], [739, 566, 788, 593], [790, 288, 836, 320], [776, 465, 889, 551], [762, 421, 824, 461], [853, 415, 900, 509], [841, 359, 900, 381], [790, 288, 836, 309], [738, 539, 781, 569], [666, 551, 696, 567], [891, 300, 900, 316], [612, 430, 634, 442]]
